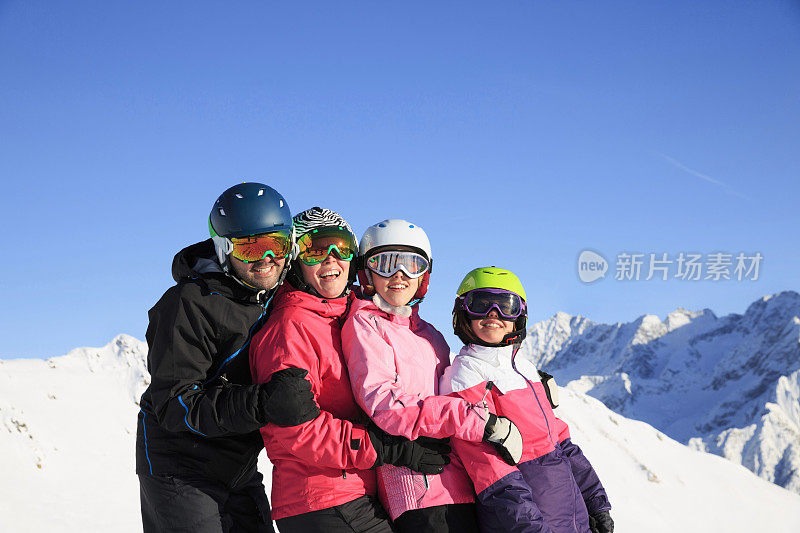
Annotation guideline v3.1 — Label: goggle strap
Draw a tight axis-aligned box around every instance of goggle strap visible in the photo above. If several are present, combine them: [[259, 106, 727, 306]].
[[212, 235, 233, 267], [213, 235, 234, 255], [290, 226, 299, 260]]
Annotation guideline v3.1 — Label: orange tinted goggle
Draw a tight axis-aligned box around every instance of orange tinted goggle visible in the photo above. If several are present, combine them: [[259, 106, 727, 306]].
[[230, 231, 292, 263], [296, 227, 357, 265]]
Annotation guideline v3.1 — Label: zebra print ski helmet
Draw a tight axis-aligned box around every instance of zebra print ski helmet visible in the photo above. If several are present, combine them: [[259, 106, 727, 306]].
[[292, 206, 356, 240]]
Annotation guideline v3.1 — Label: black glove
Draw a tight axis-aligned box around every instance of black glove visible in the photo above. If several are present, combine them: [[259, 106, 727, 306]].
[[589, 511, 614, 533], [367, 422, 451, 474], [259, 368, 320, 426]]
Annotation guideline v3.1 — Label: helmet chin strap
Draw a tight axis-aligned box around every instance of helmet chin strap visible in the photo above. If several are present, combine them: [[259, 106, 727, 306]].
[[358, 269, 375, 296], [273, 259, 292, 290], [454, 309, 526, 348], [466, 326, 525, 348]]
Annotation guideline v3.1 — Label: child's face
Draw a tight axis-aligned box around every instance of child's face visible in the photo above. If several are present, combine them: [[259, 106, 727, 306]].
[[469, 310, 514, 344], [373, 270, 420, 307]]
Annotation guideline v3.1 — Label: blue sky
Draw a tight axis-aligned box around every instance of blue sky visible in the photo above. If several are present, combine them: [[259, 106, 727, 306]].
[[1, 1, 798, 357]]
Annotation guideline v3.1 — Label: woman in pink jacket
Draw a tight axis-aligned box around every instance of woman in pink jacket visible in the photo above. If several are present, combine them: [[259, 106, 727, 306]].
[[342, 219, 523, 533], [250, 208, 450, 533]]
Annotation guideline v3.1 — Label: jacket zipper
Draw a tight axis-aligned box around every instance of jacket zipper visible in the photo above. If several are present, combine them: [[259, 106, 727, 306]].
[[511, 350, 577, 529], [511, 349, 556, 446], [223, 301, 270, 489]]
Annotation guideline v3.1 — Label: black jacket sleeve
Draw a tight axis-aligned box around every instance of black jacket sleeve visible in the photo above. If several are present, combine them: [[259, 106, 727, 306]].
[[145, 282, 266, 438]]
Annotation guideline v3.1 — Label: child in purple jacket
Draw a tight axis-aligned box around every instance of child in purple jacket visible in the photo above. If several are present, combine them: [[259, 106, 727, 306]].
[[441, 267, 613, 533]]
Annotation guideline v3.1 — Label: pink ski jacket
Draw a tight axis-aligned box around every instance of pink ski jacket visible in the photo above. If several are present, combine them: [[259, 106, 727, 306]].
[[341, 295, 485, 520], [440, 344, 610, 533], [249, 286, 378, 520]]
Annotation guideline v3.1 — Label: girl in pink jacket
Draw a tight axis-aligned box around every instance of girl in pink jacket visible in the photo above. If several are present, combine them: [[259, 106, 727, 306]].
[[442, 267, 612, 533], [250, 208, 450, 533], [342, 219, 522, 533]]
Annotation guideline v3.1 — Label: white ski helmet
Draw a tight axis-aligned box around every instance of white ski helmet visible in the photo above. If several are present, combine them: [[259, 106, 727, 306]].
[[357, 219, 433, 301]]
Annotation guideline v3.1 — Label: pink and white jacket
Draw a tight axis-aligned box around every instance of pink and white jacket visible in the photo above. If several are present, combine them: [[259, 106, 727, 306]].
[[341, 294, 485, 520], [440, 344, 610, 533]]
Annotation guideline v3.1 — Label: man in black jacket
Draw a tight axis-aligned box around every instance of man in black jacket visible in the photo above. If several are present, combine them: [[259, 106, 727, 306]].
[[136, 183, 319, 533]]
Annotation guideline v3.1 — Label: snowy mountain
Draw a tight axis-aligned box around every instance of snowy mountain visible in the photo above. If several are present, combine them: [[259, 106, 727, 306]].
[[520, 291, 800, 495], [2, 335, 800, 531], [0, 335, 150, 532]]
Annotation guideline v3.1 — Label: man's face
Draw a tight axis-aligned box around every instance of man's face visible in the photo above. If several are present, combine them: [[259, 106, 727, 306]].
[[229, 254, 286, 291]]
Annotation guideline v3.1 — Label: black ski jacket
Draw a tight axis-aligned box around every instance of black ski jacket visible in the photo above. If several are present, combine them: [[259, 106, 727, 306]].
[[136, 240, 272, 487]]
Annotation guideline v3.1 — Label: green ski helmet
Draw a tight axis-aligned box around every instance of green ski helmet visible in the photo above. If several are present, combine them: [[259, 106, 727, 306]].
[[453, 266, 528, 347]]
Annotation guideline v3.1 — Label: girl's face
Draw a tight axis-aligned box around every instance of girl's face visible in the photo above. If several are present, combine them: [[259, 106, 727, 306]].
[[299, 253, 351, 299], [469, 309, 514, 345], [373, 270, 421, 307]]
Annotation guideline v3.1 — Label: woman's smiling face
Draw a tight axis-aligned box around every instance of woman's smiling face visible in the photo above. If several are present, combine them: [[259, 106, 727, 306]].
[[299, 253, 350, 298]]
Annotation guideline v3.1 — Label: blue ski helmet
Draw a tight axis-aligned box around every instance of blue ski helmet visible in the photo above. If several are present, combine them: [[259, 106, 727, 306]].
[[209, 182, 292, 239], [208, 182, 294, 269]]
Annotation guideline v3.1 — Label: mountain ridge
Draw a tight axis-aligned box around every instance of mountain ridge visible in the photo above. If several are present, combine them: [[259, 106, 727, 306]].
[[521, 290, 800, 493]]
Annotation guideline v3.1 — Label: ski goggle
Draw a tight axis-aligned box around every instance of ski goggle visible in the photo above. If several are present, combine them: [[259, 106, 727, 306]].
[[459, 288, 526, 320], [366, 251, 430, 279], [230, 230, 292, 263], [296, 226, 357, 265]]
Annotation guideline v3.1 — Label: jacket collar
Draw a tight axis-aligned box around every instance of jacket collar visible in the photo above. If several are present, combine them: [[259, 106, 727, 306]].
[[458, 343, 516, 367], [371, 293, 413, 318], [350, 293, 419, 326], [272, 284, 351, 318]]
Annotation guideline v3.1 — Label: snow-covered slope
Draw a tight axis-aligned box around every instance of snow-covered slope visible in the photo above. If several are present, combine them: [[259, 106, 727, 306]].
[[2, 334, 800, 532], [0, 335, 150, 532], [521, 291, 800, 494], [554, 388, 800, 532]]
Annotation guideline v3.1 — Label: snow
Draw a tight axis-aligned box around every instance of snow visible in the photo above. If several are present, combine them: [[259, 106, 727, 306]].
[[558, 388, 800, 532], [521, 290, 800, 494], [2, 332, 800, 532], [0, 335, 148, 532]]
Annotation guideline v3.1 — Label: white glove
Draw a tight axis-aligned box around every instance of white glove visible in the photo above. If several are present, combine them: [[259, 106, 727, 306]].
[[483, 413, 523, 465]]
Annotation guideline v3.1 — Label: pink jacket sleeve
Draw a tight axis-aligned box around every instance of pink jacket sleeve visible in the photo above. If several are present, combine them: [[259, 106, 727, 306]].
[[250, 315, 378, 470], [447, 383, 519, 494], [341, 311, 487, 442]]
